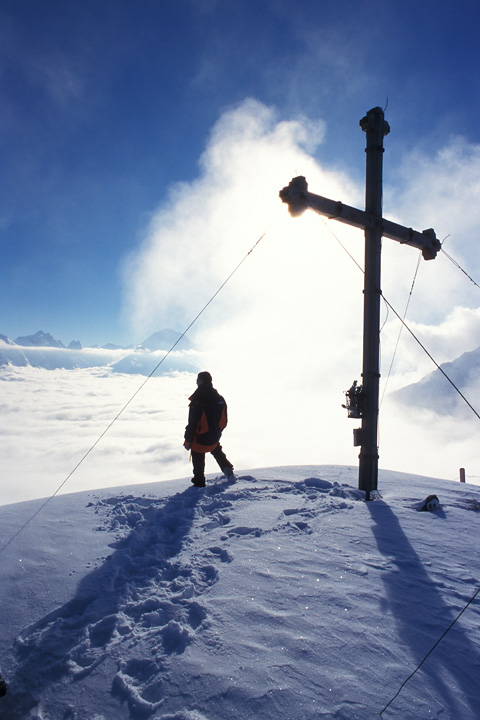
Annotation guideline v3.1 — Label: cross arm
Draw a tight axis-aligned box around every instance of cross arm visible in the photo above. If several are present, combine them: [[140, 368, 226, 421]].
[[279, 176, 441, 260]]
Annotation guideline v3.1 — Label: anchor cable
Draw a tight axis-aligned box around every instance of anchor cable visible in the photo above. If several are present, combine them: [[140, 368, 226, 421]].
[[379, 584, 480, 715]]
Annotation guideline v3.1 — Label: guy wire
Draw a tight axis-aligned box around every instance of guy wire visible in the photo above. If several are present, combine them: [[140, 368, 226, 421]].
[[379, 584, 480, 715]]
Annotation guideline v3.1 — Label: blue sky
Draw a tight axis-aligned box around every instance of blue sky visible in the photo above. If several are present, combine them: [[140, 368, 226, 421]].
[[2, 0, 480, 347]]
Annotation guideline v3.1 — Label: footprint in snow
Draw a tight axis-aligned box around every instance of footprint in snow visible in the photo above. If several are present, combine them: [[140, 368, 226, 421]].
[[227, 525, 263, 537]]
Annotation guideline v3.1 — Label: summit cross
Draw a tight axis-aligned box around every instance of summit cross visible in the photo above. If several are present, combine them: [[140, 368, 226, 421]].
[[280, 107, 440, 499]]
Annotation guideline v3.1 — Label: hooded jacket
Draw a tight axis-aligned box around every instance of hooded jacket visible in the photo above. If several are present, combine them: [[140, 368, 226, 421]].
[[184, 384, 228, 452]]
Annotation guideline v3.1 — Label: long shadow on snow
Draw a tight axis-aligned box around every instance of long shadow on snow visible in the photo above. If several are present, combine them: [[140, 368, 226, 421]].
[[368, 501, 480, 716], [4, 482, 222, 718]]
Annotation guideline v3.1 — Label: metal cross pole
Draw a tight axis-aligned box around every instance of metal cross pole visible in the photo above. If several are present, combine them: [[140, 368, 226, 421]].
[[279, 107, 440, 500], [358, 107, 389, 498]]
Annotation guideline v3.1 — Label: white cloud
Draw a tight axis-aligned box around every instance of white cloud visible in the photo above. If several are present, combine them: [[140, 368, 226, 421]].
[[122, 99, 341, 334], [380, 397, 480, 483], [382, 135, 480, 327], [394, 136, 480, 244]]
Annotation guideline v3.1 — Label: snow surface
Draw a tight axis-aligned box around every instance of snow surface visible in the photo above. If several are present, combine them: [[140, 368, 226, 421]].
[[0, 466, 479, 719]]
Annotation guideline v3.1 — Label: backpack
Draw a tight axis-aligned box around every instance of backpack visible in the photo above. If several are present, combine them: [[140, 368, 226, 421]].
[[190, 391, 228, 452]]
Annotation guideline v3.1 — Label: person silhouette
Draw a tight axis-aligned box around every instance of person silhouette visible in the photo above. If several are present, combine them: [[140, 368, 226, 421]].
[[184, 372, 234, 487]]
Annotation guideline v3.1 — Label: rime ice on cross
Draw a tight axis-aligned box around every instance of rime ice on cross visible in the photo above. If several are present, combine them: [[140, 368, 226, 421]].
[[280, 107, 440, 500]]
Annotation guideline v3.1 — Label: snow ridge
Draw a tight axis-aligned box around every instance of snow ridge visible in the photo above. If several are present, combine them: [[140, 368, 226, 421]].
[[2, 469, 480, 720]]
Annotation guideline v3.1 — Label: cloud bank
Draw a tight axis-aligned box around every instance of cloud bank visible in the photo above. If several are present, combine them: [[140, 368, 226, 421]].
[[0, 367, 194, 505]]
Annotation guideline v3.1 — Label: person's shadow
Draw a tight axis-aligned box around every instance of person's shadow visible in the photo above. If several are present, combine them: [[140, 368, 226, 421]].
[[368, 500, 480, 716], [2, 483, 222, 718]]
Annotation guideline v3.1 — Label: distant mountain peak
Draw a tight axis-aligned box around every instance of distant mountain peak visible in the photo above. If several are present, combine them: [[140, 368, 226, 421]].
[[14, 330, 65, 348]]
